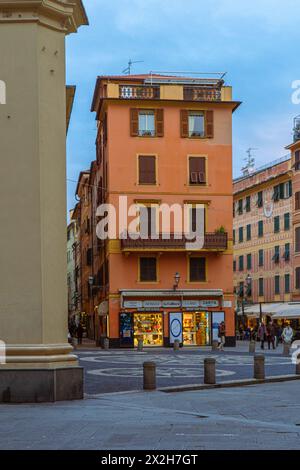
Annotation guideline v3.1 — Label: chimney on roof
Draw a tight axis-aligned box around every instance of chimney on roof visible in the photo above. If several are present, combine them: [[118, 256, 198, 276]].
[[293, 115, 300, 142]]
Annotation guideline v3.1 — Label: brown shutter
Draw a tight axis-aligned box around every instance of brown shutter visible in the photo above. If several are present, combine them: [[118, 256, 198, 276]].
[[190, 257, 206, 282], [130, 108, 139, 136], [296, 227, 300, 252], [205, 110, 214, 138], [155, 109, 164, 137], [296, 267, 300, 289], [296, 191, 300, 210], [180, 110, 189, 138], [140, 257, 157, 281], [139, 156, 156, 184], [295, 150, 300, 170], [189, 157, 206, 184]]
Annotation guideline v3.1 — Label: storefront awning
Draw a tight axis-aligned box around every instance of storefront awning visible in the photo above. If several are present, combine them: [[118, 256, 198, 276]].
[[243, 302, 300, 319]]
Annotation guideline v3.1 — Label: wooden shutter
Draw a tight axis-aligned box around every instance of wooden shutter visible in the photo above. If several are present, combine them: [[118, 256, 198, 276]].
[[139, 156, 156, 184], [180, 110, 189, 138], [295, 150, 300, 170], [296, 227, 300, 253], [155, 109, 164, 137], [296, 268, 300, 289], [189, 157, 206, 184], [130, 108, 139, 136], [205, 110, 214, 138], [140, 257, 157, 282], [190, 257, 205, 282], [295, 191, 300, 210]]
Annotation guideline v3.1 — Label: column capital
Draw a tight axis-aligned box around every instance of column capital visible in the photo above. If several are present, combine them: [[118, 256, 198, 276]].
[[0, 0, 88, 33]]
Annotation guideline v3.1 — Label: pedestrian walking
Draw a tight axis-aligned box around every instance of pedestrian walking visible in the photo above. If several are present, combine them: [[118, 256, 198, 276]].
[[258, 321, 266, 350], [266, 321, 276, 350], [77, 322, 84, 345], [282, 323, 294, 345], [218, 321, 226, 350]]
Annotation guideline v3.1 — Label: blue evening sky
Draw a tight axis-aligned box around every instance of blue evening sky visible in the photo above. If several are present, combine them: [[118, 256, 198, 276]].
[[66, 0, 300, 213]]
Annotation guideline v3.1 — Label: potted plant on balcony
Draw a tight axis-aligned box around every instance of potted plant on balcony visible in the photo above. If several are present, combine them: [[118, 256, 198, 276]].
[[215, 226, 226, 234]]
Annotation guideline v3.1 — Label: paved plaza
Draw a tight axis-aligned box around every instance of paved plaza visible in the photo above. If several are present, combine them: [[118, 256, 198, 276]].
[[78, 342, 297, 395], [1, 380, 300, 450]]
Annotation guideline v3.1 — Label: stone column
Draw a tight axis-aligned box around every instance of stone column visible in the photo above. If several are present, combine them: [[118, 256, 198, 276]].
[[0, 1, 88, 402]]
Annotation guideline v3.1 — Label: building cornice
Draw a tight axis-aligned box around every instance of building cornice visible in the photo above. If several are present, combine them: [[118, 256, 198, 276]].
[[0, 0, 88, 33]]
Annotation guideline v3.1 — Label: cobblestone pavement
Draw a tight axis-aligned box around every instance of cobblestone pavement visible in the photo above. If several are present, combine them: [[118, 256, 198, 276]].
[[77, 342, 297, 395], [1, 381, 300, 449]]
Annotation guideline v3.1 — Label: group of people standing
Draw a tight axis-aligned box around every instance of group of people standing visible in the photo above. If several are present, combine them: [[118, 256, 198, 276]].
[[257, 321, 294, 350]]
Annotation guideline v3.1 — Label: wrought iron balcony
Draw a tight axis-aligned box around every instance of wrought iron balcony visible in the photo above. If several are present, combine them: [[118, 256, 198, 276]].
[[183, 87, 221, 101], [121, 232, 228, 251], [119, 85, 160, 100]]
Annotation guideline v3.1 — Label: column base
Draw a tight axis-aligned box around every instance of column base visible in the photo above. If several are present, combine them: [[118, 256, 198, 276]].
[[0, 366, 84, 403]]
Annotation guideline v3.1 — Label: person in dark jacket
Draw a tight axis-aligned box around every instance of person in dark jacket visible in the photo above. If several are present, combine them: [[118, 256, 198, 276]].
[[258, 321, 266, 350], [266, 321, 276, 350], [77, 323, 84, 345]]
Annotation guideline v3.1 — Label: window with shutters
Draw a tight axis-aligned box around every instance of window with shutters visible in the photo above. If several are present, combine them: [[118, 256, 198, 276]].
[[295, 150, 300, 171], [284, 243, 290, 261], [295, 227, 300, 253], [239, 255, 244, 272], [245, 196, 251, 212], [189, 257, 206, 282], [296, 268, 300, 290], [239, 227, 243, 243], [285, 274, 290, 293], [259, 277, 264, 296], [258, 249, 264, 267], [258, 220, 263, 237], [246, 224, 251, 241], [138, 155, 156, 185], [273, 245, 280, 264], [247, 253, 252, 270], [188, 156, 206, 185], [238, 199, 243, 215], [295, 191, 300, 210], [284, 213, 290, 231], [180, 110, 214, 139], [130, 108, 164, 137], [257, 191, 263, 208], [139, 257, 157, 282], [274, 275, 280, 295], [233, 229, 235, 245], [233, 260, 236, 272], [274, 216, 280, 233]]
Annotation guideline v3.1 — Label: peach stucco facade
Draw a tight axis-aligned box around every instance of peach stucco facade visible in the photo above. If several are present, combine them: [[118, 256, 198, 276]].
[[86, 74, 240, 347]]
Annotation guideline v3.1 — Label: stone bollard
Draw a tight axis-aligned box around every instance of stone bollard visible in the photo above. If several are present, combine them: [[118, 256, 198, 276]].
[[103, 337, 109, 350], [283, 342, 290, 357], [249, 340, 256, 354], [173, 340, 180, 351], [211, 340, 219, 351], [137, 339, 144, 352], [143, 362, 156, 390], [254, 354, 265, 380], [204, 358, 216, 385]]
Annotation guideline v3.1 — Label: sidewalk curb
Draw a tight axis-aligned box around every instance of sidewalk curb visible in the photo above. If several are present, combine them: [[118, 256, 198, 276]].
[[159, 374, 300, 393]]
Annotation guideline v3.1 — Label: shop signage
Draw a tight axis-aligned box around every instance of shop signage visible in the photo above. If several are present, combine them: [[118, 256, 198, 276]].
[[223, 300, 232, 308], [199, 300, 219, 308], [182, 300, 200, 308], [162, 300, 181, 308], [169, 312, 183, 344], [123, 301, 143, 309], [143, 301, 162, 308]]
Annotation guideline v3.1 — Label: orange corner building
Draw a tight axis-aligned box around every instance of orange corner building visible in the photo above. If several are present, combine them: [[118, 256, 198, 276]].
[[89, 73, 240, 348]]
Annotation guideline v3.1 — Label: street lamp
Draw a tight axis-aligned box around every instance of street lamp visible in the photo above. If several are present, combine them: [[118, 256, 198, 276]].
[[173, 272, 181, 291]]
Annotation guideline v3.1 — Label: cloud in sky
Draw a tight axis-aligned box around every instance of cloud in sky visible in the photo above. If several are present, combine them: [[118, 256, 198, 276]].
[[66, 0, 300, 211]]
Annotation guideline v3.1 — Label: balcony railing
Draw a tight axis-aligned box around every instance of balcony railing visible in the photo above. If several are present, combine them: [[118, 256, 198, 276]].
[[183, 87, 221, 102], [119, 85, 160, 100], [121, 233, 228, 251]]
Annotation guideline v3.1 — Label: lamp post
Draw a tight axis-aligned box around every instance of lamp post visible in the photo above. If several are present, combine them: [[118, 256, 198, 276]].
[[173, 272, 181, 291]]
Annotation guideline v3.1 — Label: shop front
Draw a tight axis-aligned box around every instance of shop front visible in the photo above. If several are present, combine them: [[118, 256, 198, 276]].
[[118, 290, 232, 348]]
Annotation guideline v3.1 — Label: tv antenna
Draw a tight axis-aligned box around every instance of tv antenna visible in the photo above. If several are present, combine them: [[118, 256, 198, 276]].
[[122, 59, 144, 75], [241, 148, 257, 176]]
